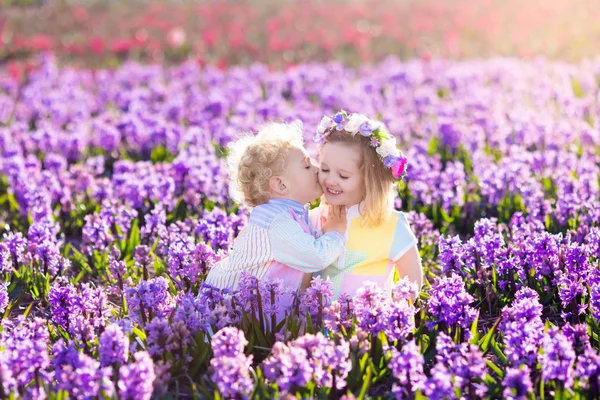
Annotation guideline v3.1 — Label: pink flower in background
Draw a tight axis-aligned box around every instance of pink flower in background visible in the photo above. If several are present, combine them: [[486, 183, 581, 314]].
[[167, 28, 186, 48]]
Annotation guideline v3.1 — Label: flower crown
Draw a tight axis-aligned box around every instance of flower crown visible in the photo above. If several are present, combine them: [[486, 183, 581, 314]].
[[314, 110, 408, 179]]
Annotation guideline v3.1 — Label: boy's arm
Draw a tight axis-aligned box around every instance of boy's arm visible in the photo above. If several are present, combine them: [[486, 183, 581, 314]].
[[269, 212, 345, 273]]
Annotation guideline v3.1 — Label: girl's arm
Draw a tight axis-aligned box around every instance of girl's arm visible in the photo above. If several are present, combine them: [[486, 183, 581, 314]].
[[393, 245, 423, 297]]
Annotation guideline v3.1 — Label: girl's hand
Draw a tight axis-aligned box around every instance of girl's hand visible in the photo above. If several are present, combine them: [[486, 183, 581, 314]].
[[322, 205, 347, 234]]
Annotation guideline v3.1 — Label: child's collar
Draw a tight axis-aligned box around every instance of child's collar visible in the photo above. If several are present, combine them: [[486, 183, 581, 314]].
[[346, 202, 366, 220], [269, 197, 308, 215]]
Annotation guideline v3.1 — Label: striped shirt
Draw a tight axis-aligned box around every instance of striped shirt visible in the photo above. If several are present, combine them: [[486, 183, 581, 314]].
[[205, 198, 346, 291]]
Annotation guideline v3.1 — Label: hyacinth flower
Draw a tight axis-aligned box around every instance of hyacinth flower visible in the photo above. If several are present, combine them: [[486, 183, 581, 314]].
[[210, 327, 254, 399], [426, 273, 478, 341], [0, 317, 52, 398], [234, 273, 298, 346], [124, 276, 175, 325], [499, 287, 544, 368], [387, 339, 426, 398], [424, 332, 488, 399], [53, 339, 115, 399], [540, 327, 576, 393], [48, 279, 112, 344], [118, 351, 156, 400], [300, 276, 335, 331], [262, 332, 351, 397]]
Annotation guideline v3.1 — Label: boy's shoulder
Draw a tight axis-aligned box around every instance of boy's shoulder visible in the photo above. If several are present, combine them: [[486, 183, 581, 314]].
[[249, 201, 298, 229]]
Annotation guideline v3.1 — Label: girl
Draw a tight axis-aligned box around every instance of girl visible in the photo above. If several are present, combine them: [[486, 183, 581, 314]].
[[311, 110, 423, 299], [205, 121, 347, 292]]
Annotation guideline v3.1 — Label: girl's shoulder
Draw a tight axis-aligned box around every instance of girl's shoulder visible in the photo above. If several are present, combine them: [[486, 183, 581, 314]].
[[390, 210, 414, 231]]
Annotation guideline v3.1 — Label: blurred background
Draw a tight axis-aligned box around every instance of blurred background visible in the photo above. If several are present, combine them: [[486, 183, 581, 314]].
[[1, 0, 599, 76]]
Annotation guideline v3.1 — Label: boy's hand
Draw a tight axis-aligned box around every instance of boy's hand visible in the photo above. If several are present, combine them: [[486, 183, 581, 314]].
[[322, 205, 347, 234]]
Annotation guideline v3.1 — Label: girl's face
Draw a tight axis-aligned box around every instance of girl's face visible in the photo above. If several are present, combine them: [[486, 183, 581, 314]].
[[318, 142, 366, 207]]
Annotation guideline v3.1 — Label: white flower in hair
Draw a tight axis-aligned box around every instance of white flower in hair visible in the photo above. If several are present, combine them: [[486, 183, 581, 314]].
[[316, 116, 334, 135], [376, 137, 399, 158], [345, 113, 369, 135]]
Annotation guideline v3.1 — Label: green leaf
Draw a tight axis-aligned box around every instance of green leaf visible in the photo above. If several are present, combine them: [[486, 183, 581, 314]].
[[485, 360, 504, 379], [22, 302, 33, 319], [490, 337, 507, 364], [305, 312, 314, 334], [131, 326, 147, 341], [469, 314, 480, 344], [357, 363, 372, 400], [478, 316, 501, 352]]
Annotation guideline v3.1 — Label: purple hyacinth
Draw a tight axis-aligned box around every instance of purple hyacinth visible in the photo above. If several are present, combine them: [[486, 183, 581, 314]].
[[0, 243, 11, 273], [191, 283, 243, 331], [263, 333, 351, 392], [2, 231, 26, 266], [391, 276, 420, 303], [210, 327, 254, 398], [437, 235, 465, 276], [0, 283, 8, 314], [384, 299, 416, 342], [211, 326, 247, 358], [426, 274, 478, 337], [540, 327, 576, 389], [428, 333, 488, 398], [353, 281, 389, 336], [81, 213, 114, 255], [591, 280, 600, 323], [125, 276, 175, 325], [575, 345, 600, 390], [500, 287, 544, 367], [300, 276, 334, 320], [146, 318, 171, 357], [263, 342, 311, 392], [118, 351, 156, 400], [388, 340, 426, 398], [99, 324, 129, 366], [166, 235, 199, 289], [292, 333, 352, 390], [54, 341, 114, 399], [423, 363, 456, 400], [502, 366, 534, 400], [210, 353, 254, 399], [1, 317, 51, 396], [48, 280, 80, 331]]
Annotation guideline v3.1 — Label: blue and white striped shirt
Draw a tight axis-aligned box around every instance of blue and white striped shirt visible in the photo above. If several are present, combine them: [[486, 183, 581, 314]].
[[205, 198, 346, 290]]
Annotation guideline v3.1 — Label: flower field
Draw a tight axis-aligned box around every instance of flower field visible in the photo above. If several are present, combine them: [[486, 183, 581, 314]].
[[2, 0, 600, 398], [0, 53, 599, 398]]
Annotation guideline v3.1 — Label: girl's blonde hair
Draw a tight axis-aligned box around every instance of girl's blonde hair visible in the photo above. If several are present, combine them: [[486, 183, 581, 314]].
[[322, 129, 396, 227], [227, 121, 304, 207]]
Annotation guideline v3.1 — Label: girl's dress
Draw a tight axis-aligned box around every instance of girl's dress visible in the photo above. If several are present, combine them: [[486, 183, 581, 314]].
[[206, 198, 346, 291], [310, 203, 417, 298]]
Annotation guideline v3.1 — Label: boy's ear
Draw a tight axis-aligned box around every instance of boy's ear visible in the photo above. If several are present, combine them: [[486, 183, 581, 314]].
[[268, 176, 288, 195]]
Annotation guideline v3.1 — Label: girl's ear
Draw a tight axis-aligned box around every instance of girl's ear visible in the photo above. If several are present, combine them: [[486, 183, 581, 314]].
[[268, 176, 288, 195]]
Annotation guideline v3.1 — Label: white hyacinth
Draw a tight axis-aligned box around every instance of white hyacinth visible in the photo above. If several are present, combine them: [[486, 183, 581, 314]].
[[316, 116, 334, 134], [376, 137, 399, 158], [345, 113, 369, 135]]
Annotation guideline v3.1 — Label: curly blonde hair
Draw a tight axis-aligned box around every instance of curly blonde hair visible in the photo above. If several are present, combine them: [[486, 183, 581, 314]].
[[227, 121, 304, 207]]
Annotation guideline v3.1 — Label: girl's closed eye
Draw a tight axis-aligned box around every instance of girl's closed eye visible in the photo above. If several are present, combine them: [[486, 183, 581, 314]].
[[320, 168, 329, 173], [339, 174, 348, 179]]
